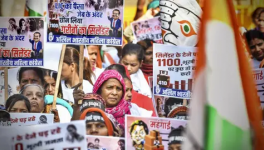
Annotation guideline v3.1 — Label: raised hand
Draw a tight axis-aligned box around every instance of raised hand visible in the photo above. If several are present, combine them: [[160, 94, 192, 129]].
[[72, 83, 84, 105]]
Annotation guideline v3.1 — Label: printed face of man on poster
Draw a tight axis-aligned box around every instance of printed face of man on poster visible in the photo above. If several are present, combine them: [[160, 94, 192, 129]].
[[29, 32, 43, 58], [107, 9, 122, 36]]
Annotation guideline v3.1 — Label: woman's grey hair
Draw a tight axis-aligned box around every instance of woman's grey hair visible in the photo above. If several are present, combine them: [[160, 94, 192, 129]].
[[19, 84, 45, 96]]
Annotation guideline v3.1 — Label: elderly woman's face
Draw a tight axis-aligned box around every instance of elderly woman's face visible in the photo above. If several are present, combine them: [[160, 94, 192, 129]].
[[100, 78, 123, 107], [22, 86, 44, 113]]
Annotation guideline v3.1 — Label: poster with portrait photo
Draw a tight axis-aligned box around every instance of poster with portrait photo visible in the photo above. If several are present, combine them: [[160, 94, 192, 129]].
[[9, 113, 54, 126], [47, 0, 124, 46], [86, 135, 125, 150], [125, 115, 187, 150], [0, 17, 45, 67], [131, 17, 162, 43], [0, 120, 86, 150], [154, 95, 189, 119]]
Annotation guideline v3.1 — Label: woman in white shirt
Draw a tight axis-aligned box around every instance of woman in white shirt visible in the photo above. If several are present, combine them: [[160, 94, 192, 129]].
[[120, 43, 152, 98], [61, 46, 94, 103]]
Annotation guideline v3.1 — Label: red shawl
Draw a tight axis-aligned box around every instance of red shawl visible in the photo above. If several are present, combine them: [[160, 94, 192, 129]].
[[141, 63, 153, 76]]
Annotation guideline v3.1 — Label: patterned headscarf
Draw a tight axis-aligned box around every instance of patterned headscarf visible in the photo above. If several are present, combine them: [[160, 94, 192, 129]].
[[80, 93, 114, 136], [93, 70, 131, 128], [81, 93, 106, 112]]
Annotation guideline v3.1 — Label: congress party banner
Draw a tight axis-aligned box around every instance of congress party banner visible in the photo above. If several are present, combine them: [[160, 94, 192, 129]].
[[0, 17, 45, 66], [159, 0, 202, 46], [153, 44, 196, 99], [125, 115, 187, 150], [131, 17, 162, 43], [10, 113, 54, 126], [47, 0, 124, 46], [86, 135, 125, 150], [0, 120, 86, 150]]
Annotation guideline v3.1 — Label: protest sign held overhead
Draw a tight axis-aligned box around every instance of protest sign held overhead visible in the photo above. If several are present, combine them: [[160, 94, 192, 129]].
[[131, 17, 162, 43], [125, 115, 187, 150], [0, 17, 44, 66], [159, 0, 202, 46], [47, 0, 124, 46], [9, 113, 54, 126], [86, 135, 125, 150], [153, 44, 196, 99], [0, 120, 87, 150]]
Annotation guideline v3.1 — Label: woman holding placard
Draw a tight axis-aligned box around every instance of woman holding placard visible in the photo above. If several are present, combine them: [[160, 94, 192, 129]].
[[61, 46, 94, 104]]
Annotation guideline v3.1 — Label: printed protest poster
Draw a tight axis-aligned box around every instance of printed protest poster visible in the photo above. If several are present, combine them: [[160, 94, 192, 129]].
[[10, 113, 54, 126], [253, 68, 264, 127], [148, 76, 153, 92], [86, 135, 125, 150], [154, 95, 189, 119], [131, 17, 162, 43], [47, 0, 124, 46], [125, 115, 187, 150], [0, 17, 45, 66], [0, 120, 86, 150], [160, 0, 202, 46], [153, 44, 196, 99], [253, 68, 264, 102]]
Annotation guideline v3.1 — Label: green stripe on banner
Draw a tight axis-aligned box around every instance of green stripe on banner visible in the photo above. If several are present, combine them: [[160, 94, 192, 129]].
[[205, 105, 252, 150], [28, 8, 42, 16]]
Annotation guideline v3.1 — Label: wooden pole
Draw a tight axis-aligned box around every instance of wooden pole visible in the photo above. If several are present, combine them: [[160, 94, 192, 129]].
[[52, 44, 66, 110], [4, 67, 8, 101], [78, 45, 84, 105]]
